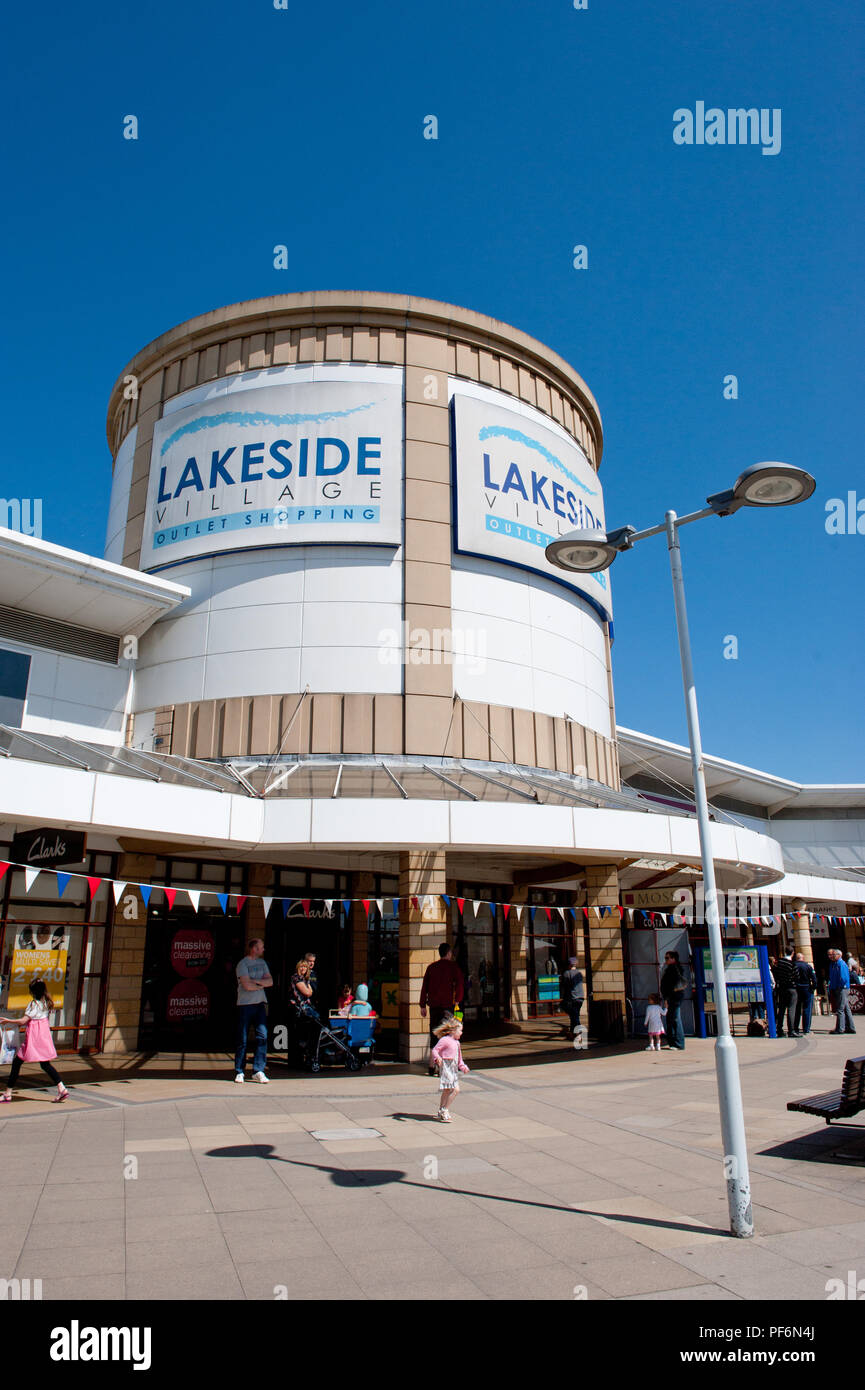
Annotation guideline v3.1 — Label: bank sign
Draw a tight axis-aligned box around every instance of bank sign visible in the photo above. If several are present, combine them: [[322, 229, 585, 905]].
[[451, 390, 612, 620], [142, 378, 403, 567]]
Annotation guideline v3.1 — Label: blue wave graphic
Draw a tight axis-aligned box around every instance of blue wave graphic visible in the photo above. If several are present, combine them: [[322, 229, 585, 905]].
[[160, 402, 377, 456], [478, 425, 599, 497]]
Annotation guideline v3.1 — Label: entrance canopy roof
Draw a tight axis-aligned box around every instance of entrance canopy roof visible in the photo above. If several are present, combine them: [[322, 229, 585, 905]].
[[0, 727, 681, 813]]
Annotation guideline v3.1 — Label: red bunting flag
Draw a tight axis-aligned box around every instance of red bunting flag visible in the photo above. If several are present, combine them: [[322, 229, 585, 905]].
[[617, 905, 623, 918], [503, 904, 511, 920], [164, 888, 177, 911], [411, 896, 419, 910], [583, 907, 589, 920], [86, 876, 102, 899], [236, 896, 247, 913], [543, 907, 552, 922], [0, 862, 9, 882], [302, 899, 311, 916], [362, 899, 370, 915], [457, 897, 465, 914]]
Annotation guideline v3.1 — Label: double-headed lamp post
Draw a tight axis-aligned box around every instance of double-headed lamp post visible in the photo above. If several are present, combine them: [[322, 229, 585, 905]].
[[546, 462, 816, 1239]]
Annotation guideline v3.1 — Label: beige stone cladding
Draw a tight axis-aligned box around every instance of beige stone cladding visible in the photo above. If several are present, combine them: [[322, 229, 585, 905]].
[[398, 850, 449, 1063]]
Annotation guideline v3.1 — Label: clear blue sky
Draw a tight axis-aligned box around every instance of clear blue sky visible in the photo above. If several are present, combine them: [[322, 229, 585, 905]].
[[2, 0, 862, 782]]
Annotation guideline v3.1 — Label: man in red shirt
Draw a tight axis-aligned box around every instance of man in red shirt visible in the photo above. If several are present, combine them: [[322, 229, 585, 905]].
[[420, 944, 465, 1074]]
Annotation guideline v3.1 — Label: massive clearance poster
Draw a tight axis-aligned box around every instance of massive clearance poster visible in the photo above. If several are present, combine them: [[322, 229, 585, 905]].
[[451, 386, 612, 622], [141, 374, 403, 568]]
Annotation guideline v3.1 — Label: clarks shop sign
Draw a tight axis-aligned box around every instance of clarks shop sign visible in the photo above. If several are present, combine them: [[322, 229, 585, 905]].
[[11, 828, 86, 869]]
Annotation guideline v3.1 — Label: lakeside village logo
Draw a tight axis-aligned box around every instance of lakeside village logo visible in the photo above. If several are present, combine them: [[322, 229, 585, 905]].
[[478, 423, 607, 590], [150, 402, 386, 551], [673, 103, 782, 156]]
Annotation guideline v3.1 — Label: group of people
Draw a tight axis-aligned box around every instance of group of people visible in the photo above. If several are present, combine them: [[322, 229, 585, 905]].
[[768, 947, 859, 1038], [233, 939, 377, 1083]]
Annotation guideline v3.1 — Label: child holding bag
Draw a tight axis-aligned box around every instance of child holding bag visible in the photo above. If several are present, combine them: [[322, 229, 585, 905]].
[[1, 979, 68, 1102]]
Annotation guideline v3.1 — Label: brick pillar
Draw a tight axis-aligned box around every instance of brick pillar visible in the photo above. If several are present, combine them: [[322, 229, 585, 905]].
[[398, 850, 448, 1063], [585, 864, 624, 1030], [246, 863, 272, 946], [101, 853, 154, 1056], [791, 898, 814, 965], [350, 871, 375, 986], [508, 886, 530, 1022]]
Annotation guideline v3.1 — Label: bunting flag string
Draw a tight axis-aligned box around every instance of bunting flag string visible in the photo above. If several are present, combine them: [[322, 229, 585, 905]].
[[1, 858, 864, 931]]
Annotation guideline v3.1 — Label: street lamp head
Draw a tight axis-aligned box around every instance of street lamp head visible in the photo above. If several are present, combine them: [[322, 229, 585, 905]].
[[707, 463, 816, 516], [731, 462, 816, 507], [545, 525, 636, 573]]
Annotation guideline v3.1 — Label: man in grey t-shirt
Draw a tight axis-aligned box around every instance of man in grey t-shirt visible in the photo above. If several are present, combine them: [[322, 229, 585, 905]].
[[234, 939, 273, 1083]]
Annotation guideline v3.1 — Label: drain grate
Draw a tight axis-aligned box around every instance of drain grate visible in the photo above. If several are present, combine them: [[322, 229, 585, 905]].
[[310, 1127, 383, 1141]]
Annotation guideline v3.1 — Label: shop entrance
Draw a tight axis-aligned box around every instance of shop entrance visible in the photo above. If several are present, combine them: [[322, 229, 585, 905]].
[[264, 901, 351, 1043], [451, 887, 511, 1025], [138, 908, 246, 1052]]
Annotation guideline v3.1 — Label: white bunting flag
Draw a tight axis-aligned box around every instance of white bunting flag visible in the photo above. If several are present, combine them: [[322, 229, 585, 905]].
[[187, 890, 201, 913], [24, 868, 40, 893], [112, 881, 128, 904], [376, 898, 384, 916], [324, 899, 333, 915], [261, 897, 273, 919]]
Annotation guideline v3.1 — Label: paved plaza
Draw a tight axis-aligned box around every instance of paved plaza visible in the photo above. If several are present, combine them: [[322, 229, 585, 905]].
[[2, 1021, 864, 1302]]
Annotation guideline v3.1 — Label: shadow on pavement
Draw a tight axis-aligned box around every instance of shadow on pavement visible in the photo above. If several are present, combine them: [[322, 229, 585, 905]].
[[202, 1143, 730, 1236]]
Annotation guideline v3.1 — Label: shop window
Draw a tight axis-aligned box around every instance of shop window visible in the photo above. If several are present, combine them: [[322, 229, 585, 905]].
[[0, 846, 115, 1052]]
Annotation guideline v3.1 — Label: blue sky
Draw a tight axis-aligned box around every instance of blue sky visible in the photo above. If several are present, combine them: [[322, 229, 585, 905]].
[[2, 0, 862, 781]]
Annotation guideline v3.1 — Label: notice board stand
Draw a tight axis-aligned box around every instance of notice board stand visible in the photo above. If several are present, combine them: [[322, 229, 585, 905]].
[[693, 944, 776, 1039]]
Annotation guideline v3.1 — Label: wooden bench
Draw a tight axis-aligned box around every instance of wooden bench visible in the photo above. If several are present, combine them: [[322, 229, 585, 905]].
[[787, 1055, 865, 1125]]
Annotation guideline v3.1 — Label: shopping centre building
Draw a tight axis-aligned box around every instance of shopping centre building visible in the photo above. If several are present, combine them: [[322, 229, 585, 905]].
[[1, 292, 863, 1062]]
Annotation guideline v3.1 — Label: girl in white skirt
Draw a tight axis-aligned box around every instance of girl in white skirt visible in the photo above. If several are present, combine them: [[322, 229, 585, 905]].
[[430, 1016, 469, 1122]]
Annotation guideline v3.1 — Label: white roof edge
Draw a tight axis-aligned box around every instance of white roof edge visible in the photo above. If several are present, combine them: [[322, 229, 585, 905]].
[[616, 726, 865, 798], [0, 527, 190, 605]]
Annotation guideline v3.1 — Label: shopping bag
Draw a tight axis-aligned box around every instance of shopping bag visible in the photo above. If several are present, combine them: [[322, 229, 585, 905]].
[[0, 1027, 20, 1065]]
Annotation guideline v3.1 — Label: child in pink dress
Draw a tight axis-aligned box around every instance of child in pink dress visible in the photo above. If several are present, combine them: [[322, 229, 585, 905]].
[[1, 980, 68, 1102], [430, 1016, 469, 1122]]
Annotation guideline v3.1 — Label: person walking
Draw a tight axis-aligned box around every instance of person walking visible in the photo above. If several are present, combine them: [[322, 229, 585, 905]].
[[660, 950, 686, 1050], [561, 956, 585, 1040], [1, 980, 68, 1102], [430, 1015, 469, 1122], [773, 948, 799, 1038], [234, 938, 273, 1083], [828, 949, 857, 1035], [419, 944, 465, 1075], [644, 993, 667, 1051], [793, 953, 818, 1036]]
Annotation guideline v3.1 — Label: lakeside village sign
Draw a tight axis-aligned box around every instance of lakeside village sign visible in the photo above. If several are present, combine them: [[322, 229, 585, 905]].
[[141, 377, 402, 567]]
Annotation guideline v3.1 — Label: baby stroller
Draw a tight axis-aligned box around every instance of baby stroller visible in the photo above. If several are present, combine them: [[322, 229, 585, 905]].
[[289, 999, 375, 1073]]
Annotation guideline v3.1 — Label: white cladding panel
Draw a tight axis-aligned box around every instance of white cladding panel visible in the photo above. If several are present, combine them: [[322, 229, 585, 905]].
[[14, 644, 129, 744], [450, 557, 612, 737], [103, 425, 137, 564], [134, 546, 402, 709]]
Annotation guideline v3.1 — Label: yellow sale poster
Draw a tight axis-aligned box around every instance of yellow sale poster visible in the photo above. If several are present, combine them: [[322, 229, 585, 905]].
[[8, 929, 69, 1010]]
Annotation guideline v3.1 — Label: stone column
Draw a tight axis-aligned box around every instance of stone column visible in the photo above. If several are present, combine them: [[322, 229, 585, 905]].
[[351, 870, 376, 985], [245, 863, 272, 946], [398, 850, 448, 1063], [100, 852, 154, 1056], [584, 864, 625, 1035], [508, 887, 530, 1023], [791, 898, 814, 965]]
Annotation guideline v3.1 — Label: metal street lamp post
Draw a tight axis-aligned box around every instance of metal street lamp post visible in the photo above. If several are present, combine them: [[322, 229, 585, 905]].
[[546, 462, 815, 1238]]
